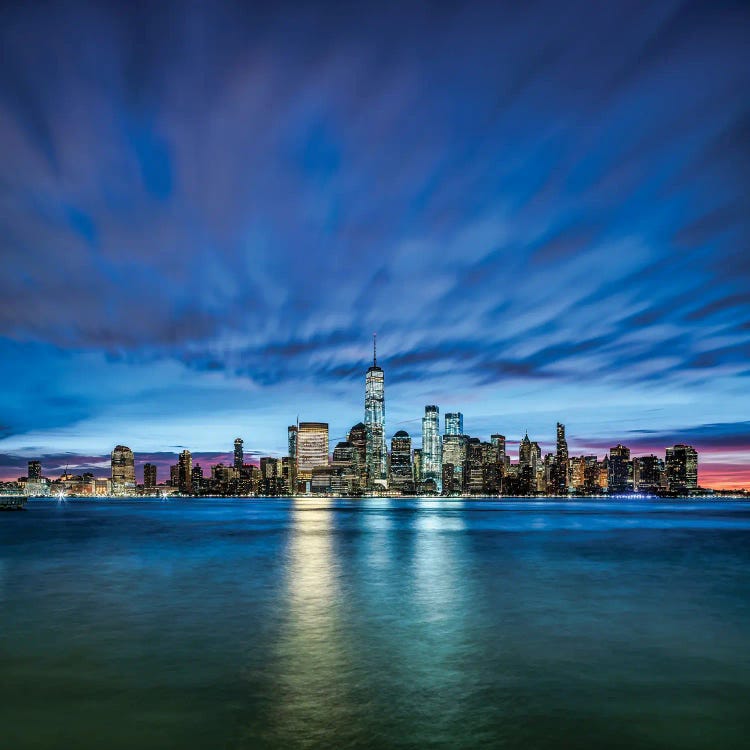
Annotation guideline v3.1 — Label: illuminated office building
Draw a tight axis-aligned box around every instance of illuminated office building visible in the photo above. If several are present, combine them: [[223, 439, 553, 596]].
[[608, 444, 631, 493], [234, 438, 244, 471], [296, 422, 329, 480], [143, 463, 157, 489], [445, 412, 463, 436], [556, 423, 569, 492], [421, 405, 442, 487], [111, 445, 136, 494], [442, 434, 467, 485], [347, 422, 367, 487], [490, 434, 506, 463], [288, 425, 298, 490], [365, 335, 387, 484], [389, 431, 413, 490], [178, 449, 193, 494], [413, 448, 423, 484], [28, 460, 42, 481], [666, 444, 698, 491]]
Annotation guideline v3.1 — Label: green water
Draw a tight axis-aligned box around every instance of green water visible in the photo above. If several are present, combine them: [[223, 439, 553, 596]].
[[2, 498, 749, 748]]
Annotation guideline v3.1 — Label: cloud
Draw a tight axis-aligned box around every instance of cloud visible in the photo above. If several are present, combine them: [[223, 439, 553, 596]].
[[0, 1, 748, 485]]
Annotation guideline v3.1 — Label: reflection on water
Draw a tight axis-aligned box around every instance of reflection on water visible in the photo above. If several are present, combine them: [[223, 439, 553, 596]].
[[1, 499, 750, 749]]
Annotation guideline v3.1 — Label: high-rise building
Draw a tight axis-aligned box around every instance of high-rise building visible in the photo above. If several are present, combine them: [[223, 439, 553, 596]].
[[288, 425, 298, 490], [143, 463, 157, 488], [413, 448, 423, 484], [347, 422, 367, 488], [111, 445, 136, 494], [556, 423, 569, 493], [442, 463, 456, 495], [665, 445, 698, 491], [332, 441, 359, 495], [288, 425, 298, 460], [234, 438, 244, 471], [178, 450, 193, 494], [490, 434, 506, 463], [608, 444, 631, 493], [633, 455, 663, 492], [191, 464, 204, 494], [519, 433, 532, 467], [169, 463, 179, 487], [28, 460, 42, 481], [421, 405, 442, 487], [445, 412, 463, 436], [365, 335, 387, 485], [463, 438, 484, 494], [296, 422, 329, 481], [389, 431, 413, 490], [442, 434, 467, 485]]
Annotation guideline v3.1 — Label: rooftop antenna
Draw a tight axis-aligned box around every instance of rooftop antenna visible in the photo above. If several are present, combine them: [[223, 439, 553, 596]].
[[373, 332, 377, 366]]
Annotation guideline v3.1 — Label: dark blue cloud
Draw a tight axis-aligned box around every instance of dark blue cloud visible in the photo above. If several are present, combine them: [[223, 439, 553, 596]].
[[0, 0, 748, 484]]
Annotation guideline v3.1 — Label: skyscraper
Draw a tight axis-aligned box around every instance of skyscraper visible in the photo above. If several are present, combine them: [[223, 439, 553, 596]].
[[178, 450, 192, 494], [111, 445, 135, 494], [296, 422, 329, 481], [389, 430, 413, 490], [365, 335, 387, 485], [234, 438, 244, 471], [28, 460, 42, 481], [442, 433, 467, 485], [445, 412, 463, 436], [288, 425, 298, 491], [421, 405, 442, 488], [490, 434, 506, 463], [556, 423, 569, 493], [665, 444, 698, 491], [143, 463, 157, 488], [608, 444, 631, 493], [413, 448, 423, 484], [347, 422, 367, 488]]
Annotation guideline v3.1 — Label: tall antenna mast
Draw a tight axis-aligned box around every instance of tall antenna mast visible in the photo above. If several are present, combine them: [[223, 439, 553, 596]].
[[373, 332, 377, 366]]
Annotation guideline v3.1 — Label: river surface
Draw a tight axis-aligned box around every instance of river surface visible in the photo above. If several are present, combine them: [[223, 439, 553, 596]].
[[2, 498, 749, 749]]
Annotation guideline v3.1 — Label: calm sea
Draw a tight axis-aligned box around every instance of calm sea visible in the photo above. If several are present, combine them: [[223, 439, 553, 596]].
[[2, 498, 749, 749]]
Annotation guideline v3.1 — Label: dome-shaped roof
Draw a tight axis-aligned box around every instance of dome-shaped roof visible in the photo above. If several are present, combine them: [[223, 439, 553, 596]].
[[350, 422, 366, 430], [393, 430, 410, 438]]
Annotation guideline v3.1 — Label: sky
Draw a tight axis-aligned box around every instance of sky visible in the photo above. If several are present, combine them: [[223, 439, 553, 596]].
[[0, 0, 748, 488]]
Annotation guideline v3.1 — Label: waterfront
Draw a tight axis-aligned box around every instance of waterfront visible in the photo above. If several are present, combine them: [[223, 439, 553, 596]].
[[2, 499, 749, 749]]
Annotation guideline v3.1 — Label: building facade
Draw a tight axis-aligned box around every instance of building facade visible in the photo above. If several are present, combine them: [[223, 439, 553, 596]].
[[365, 336, 387, 485], [445, 412, 464, 436], [421, 405, 442, 488], [665, 444, 698, 491], [111, 445, 136, 495], [296, 422, 329, 480]]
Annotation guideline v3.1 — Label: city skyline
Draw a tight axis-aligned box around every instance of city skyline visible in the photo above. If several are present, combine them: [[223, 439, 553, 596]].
[[0, 1, 748, 489], [0, 346, 746, 488], [2, 347, 735, 494]]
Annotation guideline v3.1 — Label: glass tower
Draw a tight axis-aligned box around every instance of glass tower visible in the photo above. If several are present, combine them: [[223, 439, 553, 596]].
[[421, 405, 442, 488], [445, 412, 463, 436], [365, 335, 387, 484], [233, 438, 244, 470], [556, 422, 569, 492]]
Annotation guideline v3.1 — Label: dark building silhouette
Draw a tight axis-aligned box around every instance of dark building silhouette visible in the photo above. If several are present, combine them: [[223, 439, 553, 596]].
[[556, 423, 569, 493], [143, 463, 157, 488], [389, 431, 413, 491], [608, 444, 631, 493], [234, 438, 244, 470], [666, 444, 698, 491], [178, 449, 192, 494]]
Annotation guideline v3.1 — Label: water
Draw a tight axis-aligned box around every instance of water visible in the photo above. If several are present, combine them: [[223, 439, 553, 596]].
[[2, 498, 749, 749]]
